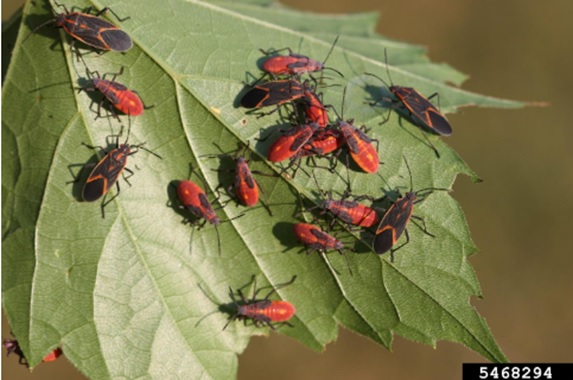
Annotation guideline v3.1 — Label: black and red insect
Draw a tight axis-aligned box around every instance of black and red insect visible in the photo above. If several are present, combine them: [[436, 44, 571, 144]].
[[3, 338, 62, 367], [366, 50, 453, 137], [267, 122, 320, 163], [259, 36, 342, 80], [77, 129, 161, 218], [240, 79, 305, 110], [232, 156, 261, 208], [336, 119, 380, 174], [223, 275, 297, 330], [81, 67, 146, 119], [324, 198, 379, 228], [311, 171, 380, 229], [293, 222, 352, 274], [372, 158, 449, 260], [176, 165, 223, 255], [177, 180, 220, 227], [212, 144, 273, 216], [294, 222, 343, 252], [25, 1, 132, 52], [301, 88, 329, 127], [300, 128, 344, 158]]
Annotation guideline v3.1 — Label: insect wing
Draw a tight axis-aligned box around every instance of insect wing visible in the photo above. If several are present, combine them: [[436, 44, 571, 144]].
[[99, 28, 133, 52]]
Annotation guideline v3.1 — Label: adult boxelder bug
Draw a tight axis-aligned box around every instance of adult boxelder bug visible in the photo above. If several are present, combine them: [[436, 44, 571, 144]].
[[224, 275, 297, 330], [80, 67, 146, 119], [259, 36, 342, 80], [77, 128, 161, 217], [372, 157, 449, 260], [366, 50, 453, 144], [337, 119, 380, 174], [240, 79, 305, 110], [3, 339, 62, 367], [25, 1, 132, 52]]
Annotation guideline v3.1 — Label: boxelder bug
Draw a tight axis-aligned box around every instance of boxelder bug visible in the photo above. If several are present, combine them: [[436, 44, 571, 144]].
[[311, 170, 380, 229], [212, 144, 274, 216], [77, 127, 161, 218], [293, 222, 352, 275], [234, 157, 260, 206], [177, 180, 220, 226], [300, 128, 344, 158], [372, 157, 449, 260], [233, 147, 273, 216], [25, 1, 132, 52], [267, 122, 320, 163], [366, 51, 452, 157], [301, 88, 329, 127], [224, 275, 297, 330], [80, 67, 147, 119], [176, 164, 224, 255], [240, 79, 305, 110], [3, 339, 62, 367], [259, 36, 342, 80], [337, 119, 380, 174], [322, 197, 379, 228], [329, 87, 380, 173]]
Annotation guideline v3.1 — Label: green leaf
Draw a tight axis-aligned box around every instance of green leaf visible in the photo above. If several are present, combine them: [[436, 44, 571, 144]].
[[2, 0, 523, 377]]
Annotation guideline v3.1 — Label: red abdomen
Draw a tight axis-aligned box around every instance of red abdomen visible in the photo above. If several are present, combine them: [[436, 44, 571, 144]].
[[241, 300, 296, 322]]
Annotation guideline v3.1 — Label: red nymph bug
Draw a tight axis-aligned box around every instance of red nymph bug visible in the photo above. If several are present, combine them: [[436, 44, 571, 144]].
[[240, 79, 305, 109], [259, 36, 343, 80], [177, 180, 220, 226], [300, 128, 344, 158], [337, 119, 380, 174], [323, 198, 379, 228], [80, 67, 147, 119], [311, 171, 380, 229], [372, 157, 449, 260], [78, 128, 161, 218], [234, 157, 260, 207], [329, 87, 380, 173], [267, 122, 320, 163], [3, 339, 62, 367], [301, 88, 329, 127], [293, 223, 343, 251], [365, 51, 452, 157], [24, 1, 132, 52], [293, 222, 352, 274], [176, 164, 224, 255], [211, 144, 273, 216], [223, 275, 297, 330]]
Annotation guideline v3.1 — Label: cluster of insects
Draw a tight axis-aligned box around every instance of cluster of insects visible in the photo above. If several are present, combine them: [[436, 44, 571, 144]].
[[7, 0, 459, 367], [239, 37, 453, 274]]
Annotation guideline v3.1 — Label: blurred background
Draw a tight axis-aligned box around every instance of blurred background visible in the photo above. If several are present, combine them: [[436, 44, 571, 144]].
[[3, 0, 572, 379]]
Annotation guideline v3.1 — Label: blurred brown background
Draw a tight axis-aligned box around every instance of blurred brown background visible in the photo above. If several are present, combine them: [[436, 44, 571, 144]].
[[3, 0, 572, 379]]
